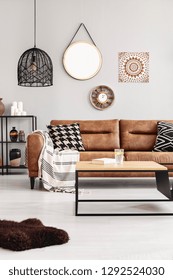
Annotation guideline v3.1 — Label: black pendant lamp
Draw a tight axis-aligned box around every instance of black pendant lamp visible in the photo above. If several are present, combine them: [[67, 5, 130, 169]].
[[17, 0, 53, 87]]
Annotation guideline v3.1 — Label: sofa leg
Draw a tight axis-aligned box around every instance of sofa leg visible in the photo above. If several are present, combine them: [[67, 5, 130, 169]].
[[30, 177, 35, 189]]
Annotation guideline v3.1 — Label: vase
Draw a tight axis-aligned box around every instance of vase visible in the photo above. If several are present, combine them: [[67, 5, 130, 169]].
[[18, 130, 25, 142], [9, 127, 18, 142], [0, 98, 5, 116], [9, 149, 21, 166]]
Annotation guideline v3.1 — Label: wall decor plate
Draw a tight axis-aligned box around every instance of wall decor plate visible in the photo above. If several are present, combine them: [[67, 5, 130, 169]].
[[118, 52, 149, 83], [90, 85, 114, 110]]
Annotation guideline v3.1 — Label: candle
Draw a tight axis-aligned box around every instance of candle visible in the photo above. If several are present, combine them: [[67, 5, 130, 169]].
[[12, 101, 17, 109], [18, 101, 23, 112], [11, 106, 15, 116], [14, 108, 18, 115]]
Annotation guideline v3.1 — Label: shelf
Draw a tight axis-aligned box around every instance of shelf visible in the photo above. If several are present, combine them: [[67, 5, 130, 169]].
[[0, 115, 37, 175], [0, 115, 36, 118], [0, 165, 26, 169], [0, 141, 26, 143]]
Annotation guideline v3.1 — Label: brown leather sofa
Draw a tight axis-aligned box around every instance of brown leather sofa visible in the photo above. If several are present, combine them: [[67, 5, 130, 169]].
[[27, 119, 173, 188]]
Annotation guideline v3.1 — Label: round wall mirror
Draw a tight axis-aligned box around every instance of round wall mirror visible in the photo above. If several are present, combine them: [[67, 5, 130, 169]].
[[63, 41, 102, 80]]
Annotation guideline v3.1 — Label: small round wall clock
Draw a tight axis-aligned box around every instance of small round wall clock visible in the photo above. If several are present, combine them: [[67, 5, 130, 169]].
[[90, 85, 114, 110]]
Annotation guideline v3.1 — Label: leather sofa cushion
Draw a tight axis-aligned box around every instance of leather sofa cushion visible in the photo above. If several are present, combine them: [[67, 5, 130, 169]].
[[50, 119, 120, 151], [125, 151, 173, 166], [120, 120, 173, 151], [80, 151, 115, 161]]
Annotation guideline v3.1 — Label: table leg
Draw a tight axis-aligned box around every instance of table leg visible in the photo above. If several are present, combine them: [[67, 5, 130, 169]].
[[155, 171, 173, 200], [75, 171, 79, 215]]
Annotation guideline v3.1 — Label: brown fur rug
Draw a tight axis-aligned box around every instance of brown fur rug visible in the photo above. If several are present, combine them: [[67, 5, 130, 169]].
[[0, 218, 69, 251]]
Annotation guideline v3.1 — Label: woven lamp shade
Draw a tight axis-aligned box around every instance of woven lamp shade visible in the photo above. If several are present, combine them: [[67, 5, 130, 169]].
[[18, 47, 53, 87]]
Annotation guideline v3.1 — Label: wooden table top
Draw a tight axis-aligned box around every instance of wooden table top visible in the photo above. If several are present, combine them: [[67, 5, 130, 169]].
[[76, 161, 167, 171]]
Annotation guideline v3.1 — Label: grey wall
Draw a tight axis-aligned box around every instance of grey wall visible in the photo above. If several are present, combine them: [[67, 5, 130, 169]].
[[0, 0, 173, 129]]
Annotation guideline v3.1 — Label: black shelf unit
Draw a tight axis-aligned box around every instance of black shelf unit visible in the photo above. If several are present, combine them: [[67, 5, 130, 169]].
[[0, 115, 37, 174]]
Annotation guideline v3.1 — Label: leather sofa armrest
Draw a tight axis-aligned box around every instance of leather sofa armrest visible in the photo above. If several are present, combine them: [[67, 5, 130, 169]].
[[27, 132, 44, 177]]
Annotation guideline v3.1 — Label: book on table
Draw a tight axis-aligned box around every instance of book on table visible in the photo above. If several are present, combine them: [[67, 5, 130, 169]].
[[91, 158, 116, 164]]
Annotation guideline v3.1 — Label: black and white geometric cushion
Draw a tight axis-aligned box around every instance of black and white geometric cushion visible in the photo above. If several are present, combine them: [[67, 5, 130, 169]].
[[153, 121, 173, 151], [47, 123, 85, 151]]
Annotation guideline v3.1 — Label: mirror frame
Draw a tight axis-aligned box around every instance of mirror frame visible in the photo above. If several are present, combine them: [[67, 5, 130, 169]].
[[63, 41, 102, 80]]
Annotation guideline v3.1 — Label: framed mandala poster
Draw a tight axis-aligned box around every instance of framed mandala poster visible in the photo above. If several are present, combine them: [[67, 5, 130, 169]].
[[118, 52, 149, 83]]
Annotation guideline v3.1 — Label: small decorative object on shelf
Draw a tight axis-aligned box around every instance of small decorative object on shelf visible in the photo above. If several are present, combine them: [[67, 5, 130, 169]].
[[9, 127, 18, 142], [9, 149, 21, 166], [11, 101, 27, 116], [18, 130, 25, 142], [0, 98, 5, 116], [18, 101, 23, 112]]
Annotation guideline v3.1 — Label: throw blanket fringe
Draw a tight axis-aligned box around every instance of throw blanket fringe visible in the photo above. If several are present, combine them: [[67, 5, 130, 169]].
[[35, 130, 80, 192]]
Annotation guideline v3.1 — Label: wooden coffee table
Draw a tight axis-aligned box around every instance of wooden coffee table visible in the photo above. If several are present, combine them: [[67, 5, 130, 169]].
[[75, 161, 173, 216]]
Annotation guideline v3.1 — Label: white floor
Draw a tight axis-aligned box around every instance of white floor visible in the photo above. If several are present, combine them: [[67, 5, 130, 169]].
[[0, 174, 173, 260]]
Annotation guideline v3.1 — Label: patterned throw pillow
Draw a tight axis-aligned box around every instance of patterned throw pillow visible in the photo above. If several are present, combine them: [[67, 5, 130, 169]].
[[153, 121, 173, 151], [47, 123, 85, 151]]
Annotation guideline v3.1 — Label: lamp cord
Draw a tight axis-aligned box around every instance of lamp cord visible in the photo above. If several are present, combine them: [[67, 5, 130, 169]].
[[34, 0, 36, 47]]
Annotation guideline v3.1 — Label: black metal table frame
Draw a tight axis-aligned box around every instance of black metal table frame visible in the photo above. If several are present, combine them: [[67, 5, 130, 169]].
[[75, 169, 173, 216]]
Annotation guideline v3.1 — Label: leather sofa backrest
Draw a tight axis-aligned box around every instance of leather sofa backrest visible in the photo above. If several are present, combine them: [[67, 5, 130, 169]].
[[120, 119, 173, 151], [50, 119, 120, 151]]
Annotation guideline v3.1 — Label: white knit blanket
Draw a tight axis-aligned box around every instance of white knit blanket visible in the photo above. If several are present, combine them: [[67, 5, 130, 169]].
[[36, 130, 80, 192]]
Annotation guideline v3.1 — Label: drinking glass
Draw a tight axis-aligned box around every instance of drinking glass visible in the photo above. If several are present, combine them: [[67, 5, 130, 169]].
[[114, 149, 124, 164]]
